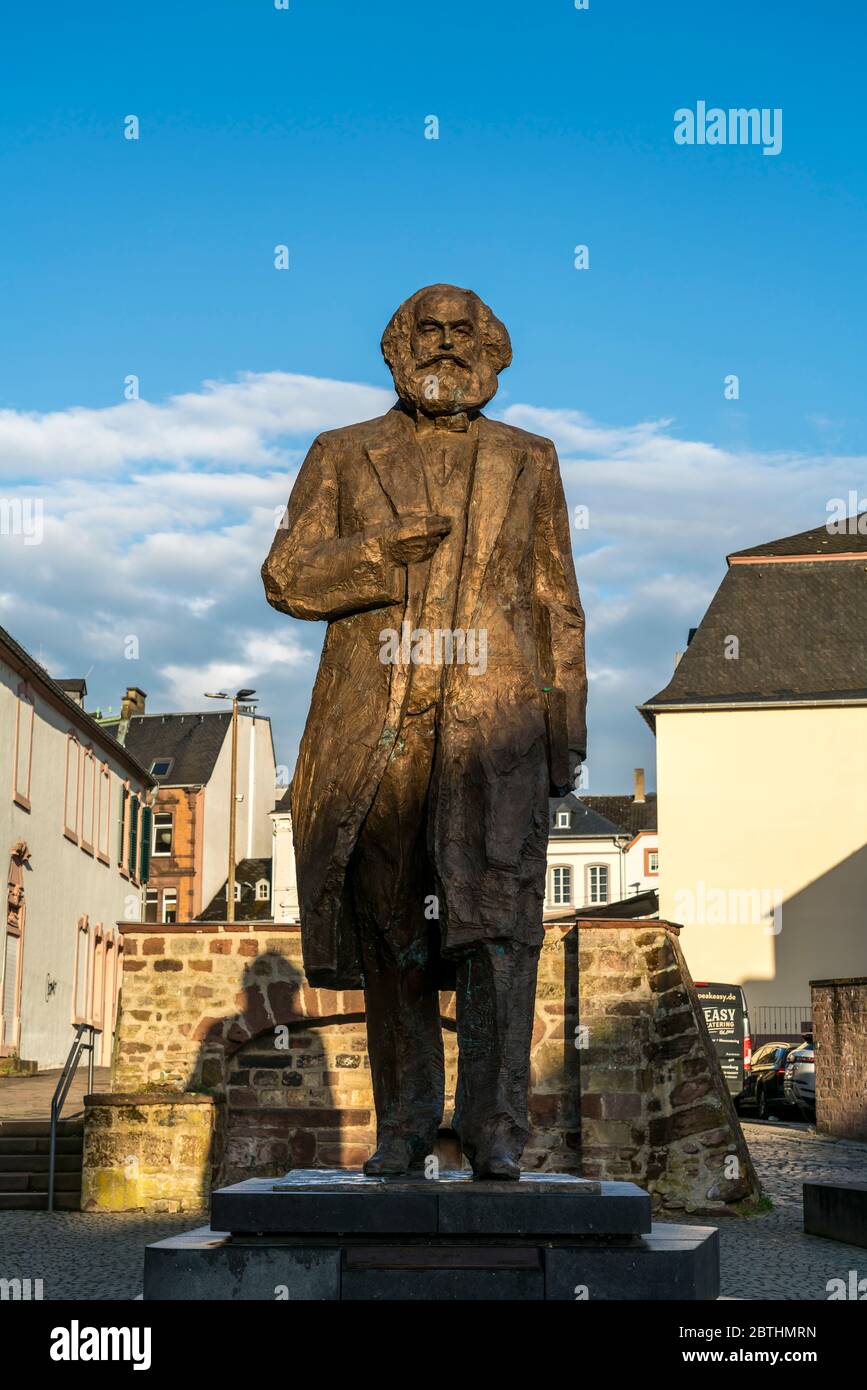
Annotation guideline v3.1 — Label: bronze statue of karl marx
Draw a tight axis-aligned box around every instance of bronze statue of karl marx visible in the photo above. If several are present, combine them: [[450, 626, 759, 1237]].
[[262, 284, 586, 1179]]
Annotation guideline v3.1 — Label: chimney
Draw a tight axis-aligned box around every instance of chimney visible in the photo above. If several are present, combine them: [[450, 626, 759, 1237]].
[[633, 768, 646, 804], [121, 686, 147, 721]]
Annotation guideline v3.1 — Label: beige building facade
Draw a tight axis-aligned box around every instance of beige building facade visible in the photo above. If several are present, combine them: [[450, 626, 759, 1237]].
[[642, 517, 867, 1027]]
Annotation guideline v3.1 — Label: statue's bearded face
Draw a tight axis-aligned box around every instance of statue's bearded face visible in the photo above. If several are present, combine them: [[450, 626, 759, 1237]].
[[385, 288, 504, 417]]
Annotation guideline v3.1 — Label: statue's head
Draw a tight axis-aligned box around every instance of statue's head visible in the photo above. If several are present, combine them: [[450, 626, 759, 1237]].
[[381, 284, 511, 418]]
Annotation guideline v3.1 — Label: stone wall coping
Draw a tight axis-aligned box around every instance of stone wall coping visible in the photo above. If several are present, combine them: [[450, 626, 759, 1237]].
[[810, 977, 867, 987], [118, 916, 681, 936], [571, 917, 681, 934], [117, 920, 297, 934], [85, 1092, 222, 1107]]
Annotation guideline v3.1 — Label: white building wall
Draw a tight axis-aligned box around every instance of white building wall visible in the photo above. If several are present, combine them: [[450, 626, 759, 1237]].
[[271, 810, 300, 923], [0, 657, 149, 1068], [543, 831, 659, 910], [201, 713, 276, 908]]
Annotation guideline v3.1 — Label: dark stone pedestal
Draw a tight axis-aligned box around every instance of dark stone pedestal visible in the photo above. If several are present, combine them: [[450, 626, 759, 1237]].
[[804, 1181, 867, 1249], [143, 1169, 720, 1301]]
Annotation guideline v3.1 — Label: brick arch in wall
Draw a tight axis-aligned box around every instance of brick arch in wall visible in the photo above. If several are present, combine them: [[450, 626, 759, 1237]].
[[203, 967, 459, 1186]]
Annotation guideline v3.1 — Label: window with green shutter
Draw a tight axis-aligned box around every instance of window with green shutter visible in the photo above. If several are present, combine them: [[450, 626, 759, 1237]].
[[139, 805, 153, 883], [128, 793, 139, 877]]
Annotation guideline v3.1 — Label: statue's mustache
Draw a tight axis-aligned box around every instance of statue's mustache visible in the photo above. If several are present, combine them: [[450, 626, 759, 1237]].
[[415, 352, 472, 370]]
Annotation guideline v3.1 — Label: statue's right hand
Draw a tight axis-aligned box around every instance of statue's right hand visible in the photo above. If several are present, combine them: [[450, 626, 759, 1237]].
[[381, 513, 451, 565]]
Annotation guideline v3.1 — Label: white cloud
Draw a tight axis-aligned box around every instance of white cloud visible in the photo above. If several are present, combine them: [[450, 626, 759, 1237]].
[[1, 371, 864, 788], [0, 371, 394, 479]]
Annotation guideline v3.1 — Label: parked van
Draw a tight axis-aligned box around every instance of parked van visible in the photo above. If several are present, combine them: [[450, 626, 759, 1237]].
[[694, 982, 752, 1099]]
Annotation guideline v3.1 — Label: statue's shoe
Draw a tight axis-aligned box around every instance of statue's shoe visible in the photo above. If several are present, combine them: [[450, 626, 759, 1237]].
[[470, 1136, 522, 1182], [362, 1136, 427, 1177]]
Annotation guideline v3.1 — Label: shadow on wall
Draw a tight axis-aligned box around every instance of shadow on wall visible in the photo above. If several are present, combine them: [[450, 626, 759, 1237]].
[[740, 841, 867, 1009], [188, 949, 461, 1187]]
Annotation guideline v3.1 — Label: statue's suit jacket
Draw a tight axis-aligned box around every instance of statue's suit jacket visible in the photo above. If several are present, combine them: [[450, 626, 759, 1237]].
[[262, 404, 587, 988]]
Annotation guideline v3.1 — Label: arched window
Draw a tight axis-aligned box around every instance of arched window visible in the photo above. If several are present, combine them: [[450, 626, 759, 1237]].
[[256, 879, 270, 901], [549, 865, 572, 906], [586, 864, 610, 906]]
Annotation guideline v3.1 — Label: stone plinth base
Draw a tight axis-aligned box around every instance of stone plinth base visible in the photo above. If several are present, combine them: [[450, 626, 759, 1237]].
[[144, 1169, 719, 1300], [804, 1181, 867, 1249], [82, 1092, 218, 1213]]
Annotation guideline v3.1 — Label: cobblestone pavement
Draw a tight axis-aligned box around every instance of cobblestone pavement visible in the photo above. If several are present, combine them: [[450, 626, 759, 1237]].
[[0, 1118, 864, 1300], [0, 1210, 195, 1300], [661, 1119, 867, 1301]]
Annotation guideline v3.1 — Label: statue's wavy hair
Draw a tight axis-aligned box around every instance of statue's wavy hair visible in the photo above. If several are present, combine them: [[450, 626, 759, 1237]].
[[381, 284, 512, 374]]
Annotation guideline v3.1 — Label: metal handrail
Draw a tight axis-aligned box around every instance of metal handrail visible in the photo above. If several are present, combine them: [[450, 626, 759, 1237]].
[[48, 1023, 101, 1213]]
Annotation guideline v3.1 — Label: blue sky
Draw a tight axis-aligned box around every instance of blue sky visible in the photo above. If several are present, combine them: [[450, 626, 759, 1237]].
[[1, 1, 865, 789]]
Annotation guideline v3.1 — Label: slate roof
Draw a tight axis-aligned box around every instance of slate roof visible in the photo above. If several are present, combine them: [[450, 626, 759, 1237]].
[[0, 623, 152, 784], [102, 711, 231, 785], [730, 515, 867, 560], [197, 858, 273, 922], [641, 516, 867, 723], [55, 677, 87, 697], [580, 795, 658, 835], [273, 786, 292, 814], [549, 794, 621, 838]]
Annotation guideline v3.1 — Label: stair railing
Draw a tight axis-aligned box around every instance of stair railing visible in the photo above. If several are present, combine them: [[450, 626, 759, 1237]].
[[47, 1023, 101, 1213]]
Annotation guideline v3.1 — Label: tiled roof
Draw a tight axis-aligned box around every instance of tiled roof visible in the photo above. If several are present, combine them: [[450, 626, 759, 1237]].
[[642, 519, 867, 717], [580, 795, 658, 835], [549, 794, 621, 838], [729, 515, 867, 559], [102, 711, 231, 785]]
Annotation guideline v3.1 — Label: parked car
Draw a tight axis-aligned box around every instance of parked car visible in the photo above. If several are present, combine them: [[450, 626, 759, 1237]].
[[784, 1038, 816, 1120], [735, 1041, 795, 1119]]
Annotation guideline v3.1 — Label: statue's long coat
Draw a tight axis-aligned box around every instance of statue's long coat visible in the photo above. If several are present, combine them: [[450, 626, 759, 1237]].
[[262, 405, 586, 988]]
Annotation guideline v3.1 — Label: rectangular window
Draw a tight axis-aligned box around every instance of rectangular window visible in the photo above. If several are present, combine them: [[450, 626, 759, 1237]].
[[13, 683, 34, 809], [587, 864, 610, 905], [64, 734, 81, 841], [551, 866, 572, 906], [97, 765, 111, 861], [163, 888, 178, 924], [144, 889, 159, 923], [153, 811, 173, 856], [91, 926, 105, 1028], [645, 848, 659, 875], [118, 784, 129, 867], [72, 917, 91, 1025], [80, 749, 96, 852], [556, 810, 571, 829]]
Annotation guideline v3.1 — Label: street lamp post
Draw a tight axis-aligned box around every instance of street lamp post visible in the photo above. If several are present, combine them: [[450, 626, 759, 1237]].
[[205, 688, 257, 925]]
